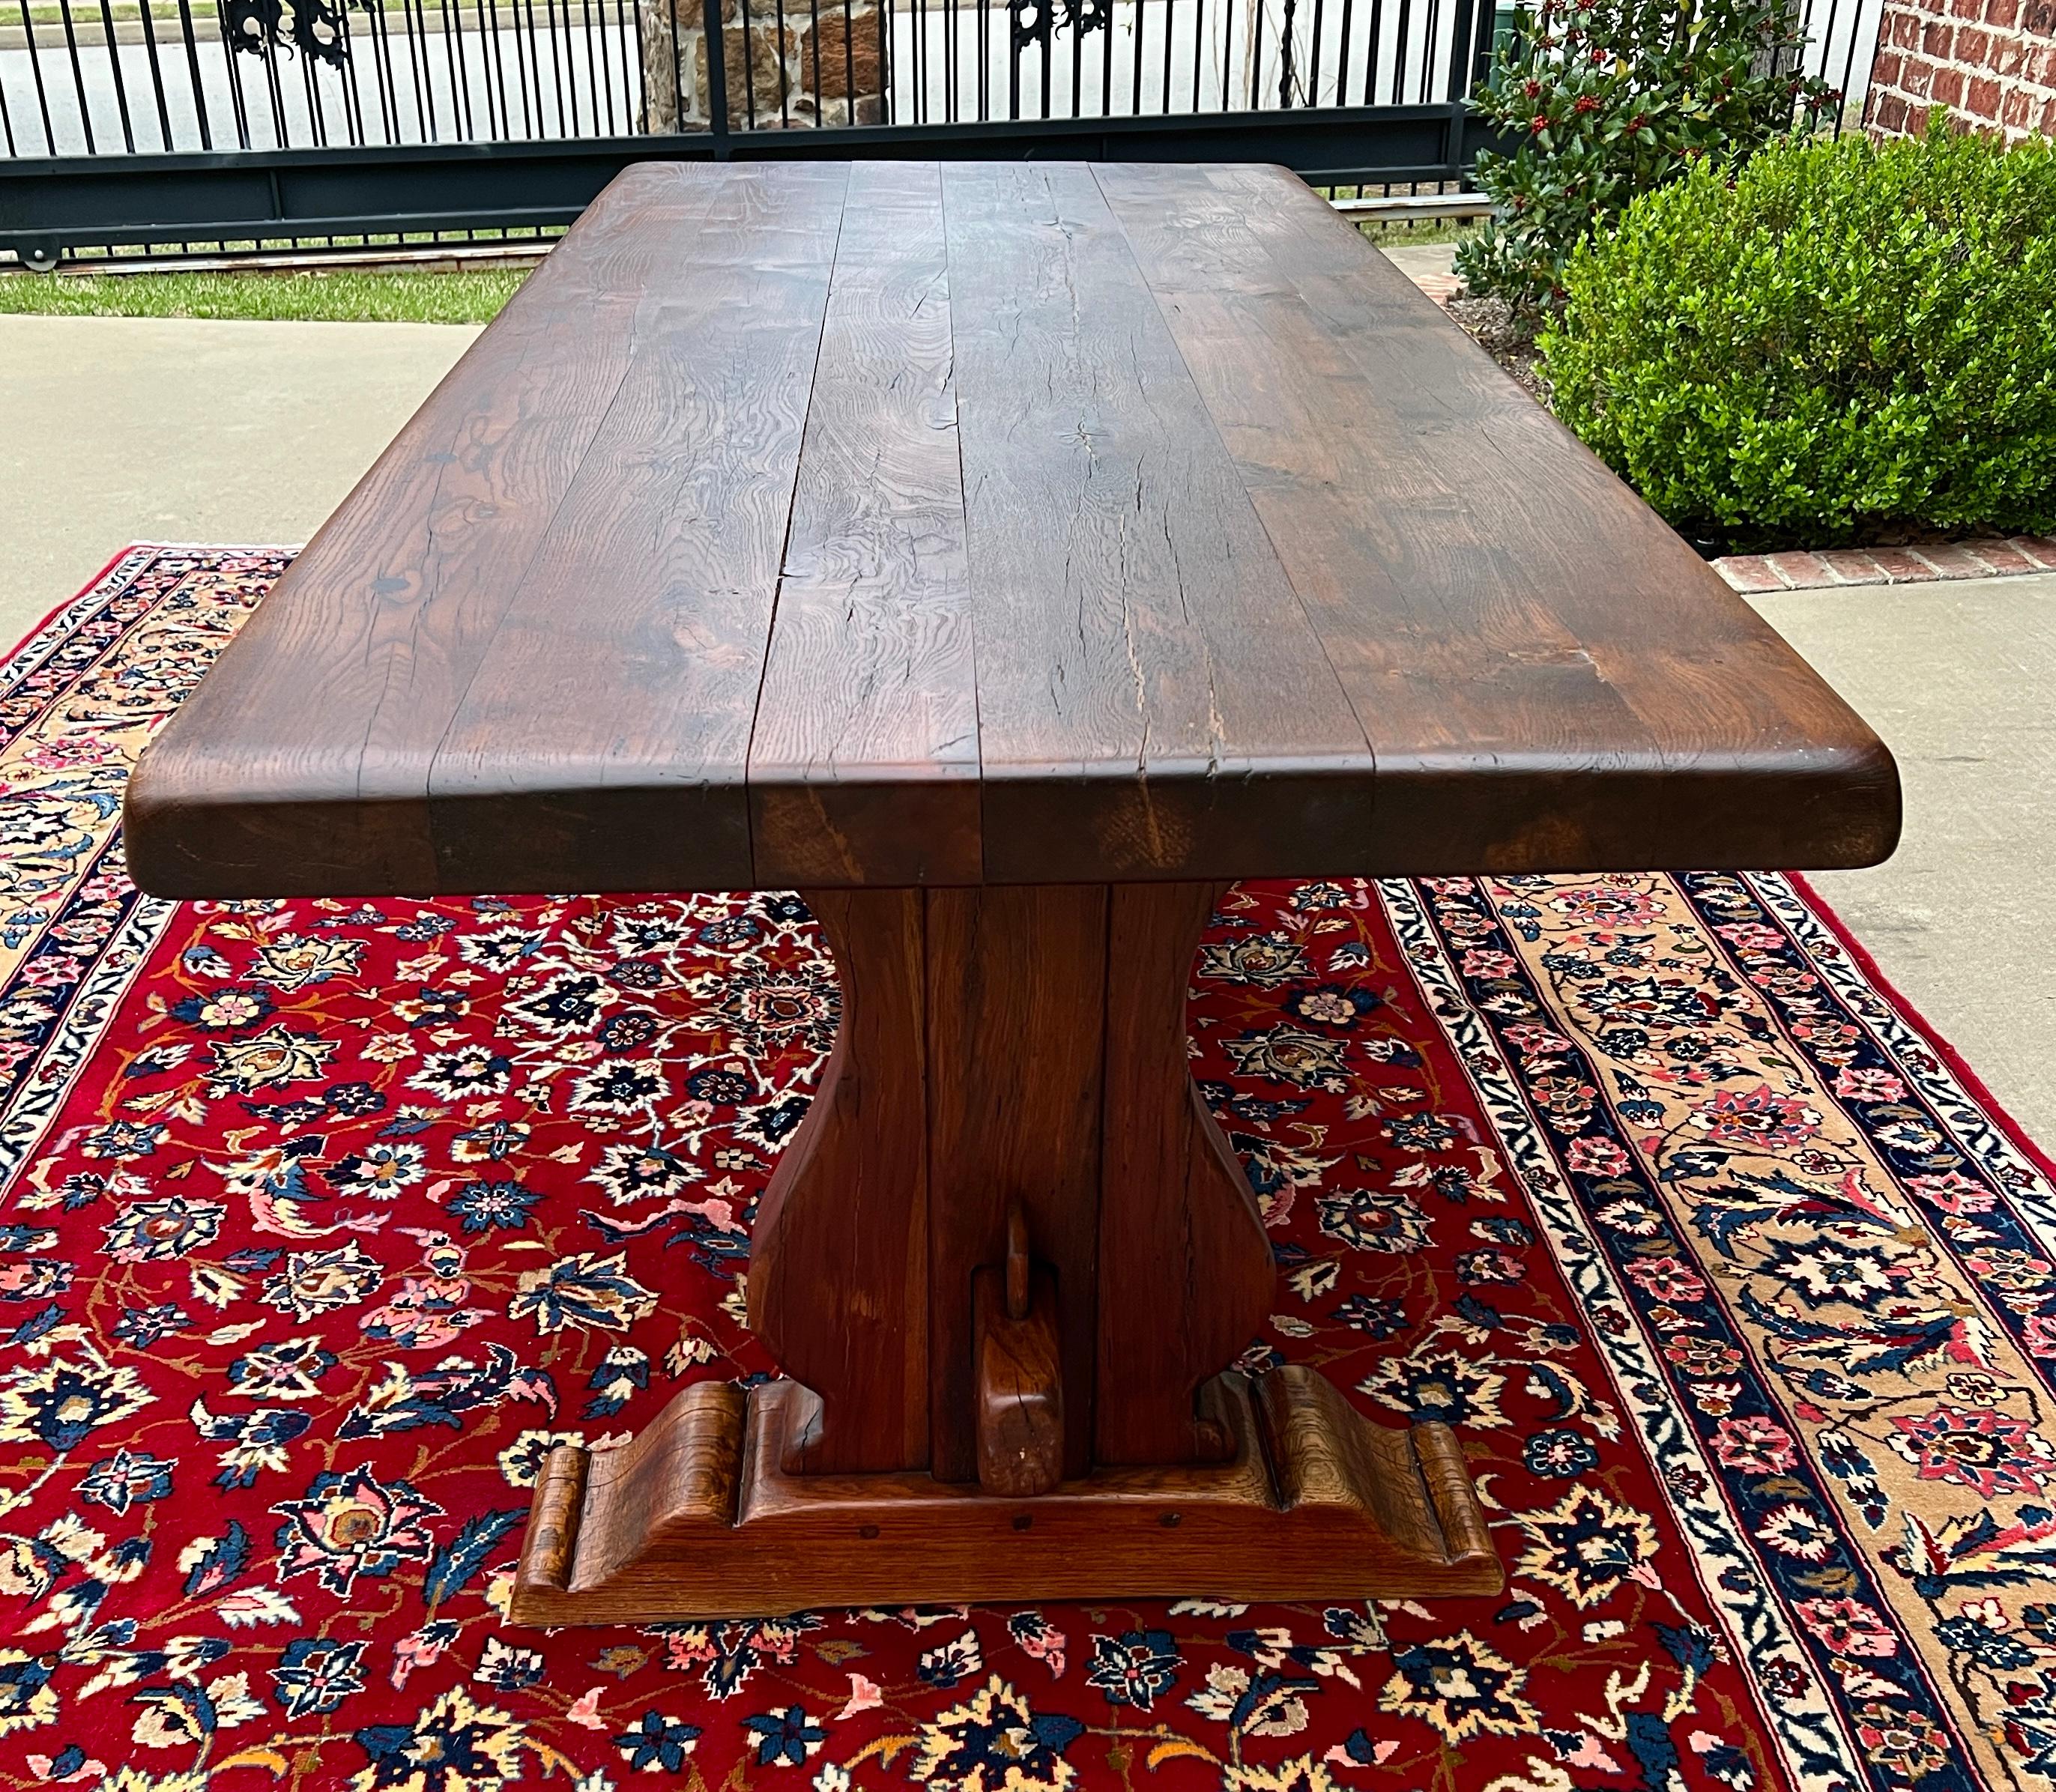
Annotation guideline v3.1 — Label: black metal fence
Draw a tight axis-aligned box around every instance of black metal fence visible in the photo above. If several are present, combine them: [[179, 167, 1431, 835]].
[[0, 0, 1883, 261], [0, 0, 1500, 157]]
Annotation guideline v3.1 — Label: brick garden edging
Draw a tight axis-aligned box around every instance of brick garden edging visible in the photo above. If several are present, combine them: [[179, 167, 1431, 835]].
[[1714, 536, 2056, 591]]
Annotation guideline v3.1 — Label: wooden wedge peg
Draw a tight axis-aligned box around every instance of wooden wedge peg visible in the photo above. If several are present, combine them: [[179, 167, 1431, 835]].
[[974, 1204, 1065, 1498]]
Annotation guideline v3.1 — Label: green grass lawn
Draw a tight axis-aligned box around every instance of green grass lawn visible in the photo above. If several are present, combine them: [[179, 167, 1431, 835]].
[[0, 266, 529, 324], [0, 208, 1455, 325], [1352, 218, 1478, 249]]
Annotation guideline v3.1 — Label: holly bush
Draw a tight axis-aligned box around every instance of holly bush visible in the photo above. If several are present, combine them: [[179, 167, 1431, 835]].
[[1539, 122, 2056, 548], [1455, 0, 1834, 313]]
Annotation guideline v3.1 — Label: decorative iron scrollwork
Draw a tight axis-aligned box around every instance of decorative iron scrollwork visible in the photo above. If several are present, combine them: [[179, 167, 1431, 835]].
[[220, 0, 366, 67], [1009, 0, 1110, 51]]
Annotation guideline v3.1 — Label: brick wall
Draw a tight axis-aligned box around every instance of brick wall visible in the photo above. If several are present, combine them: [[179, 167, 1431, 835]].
[[1864, 0, 2056, 139]]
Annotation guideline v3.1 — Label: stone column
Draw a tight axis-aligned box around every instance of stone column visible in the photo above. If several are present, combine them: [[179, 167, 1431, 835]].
[[637, 0, 885, 130]]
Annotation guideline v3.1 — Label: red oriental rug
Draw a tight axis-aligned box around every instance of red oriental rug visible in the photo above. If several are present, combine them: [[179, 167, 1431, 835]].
[[1, 547, 2053, 1792]]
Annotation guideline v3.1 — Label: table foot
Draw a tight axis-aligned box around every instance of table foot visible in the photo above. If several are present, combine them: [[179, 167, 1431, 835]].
[[510, 1367, 1502, 1625]]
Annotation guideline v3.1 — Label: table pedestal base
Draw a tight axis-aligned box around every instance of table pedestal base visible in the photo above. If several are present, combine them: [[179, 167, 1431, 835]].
[[511, 881, 1504, 1624], [510, 1368, 1500, 1623]]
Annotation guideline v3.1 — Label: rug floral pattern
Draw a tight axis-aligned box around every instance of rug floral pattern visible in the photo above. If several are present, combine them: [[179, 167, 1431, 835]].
[[0, 549, 2052, 1792]]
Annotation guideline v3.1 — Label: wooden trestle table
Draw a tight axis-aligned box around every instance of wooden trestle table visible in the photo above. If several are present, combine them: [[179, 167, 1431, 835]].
[[123, 159, 1902, 1624]]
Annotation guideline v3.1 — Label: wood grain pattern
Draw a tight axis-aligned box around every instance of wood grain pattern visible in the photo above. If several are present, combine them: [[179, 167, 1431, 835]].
[[420, 160, 850, 892], [125, 164, 718, 897], [925, 884, 1107, 1483], [746, 886, 929, 1474], [539, 1379, 748, 1594], [510, 1370, 1502, 1623], [749, 160, 981, 887], [1094, 161, 1899, 873], [936, 161, 1374, 883], [973, 1258, 1065, 1497], [518, 1440, 593, 1593], [126, 159, 1899, 900], [745, 880, 1269, 1485], [1095, 881, 1275, 1465]]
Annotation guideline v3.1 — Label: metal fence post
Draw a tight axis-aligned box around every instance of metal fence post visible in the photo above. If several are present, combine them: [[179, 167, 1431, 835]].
[[701, 0, 731, 153], [1440, 0, 1491, 180]]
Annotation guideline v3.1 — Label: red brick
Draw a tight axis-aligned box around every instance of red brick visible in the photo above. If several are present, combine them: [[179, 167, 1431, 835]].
[[1932, 67, 1967, 103], [1890, 9, 1922, 46], [1818, 551, 1893, 586], [1948, 0, 1982, 17], [2001, 85, 2034, 127], [1908, 544, 1989, 578], [1967, 73, 2004, 115], [1865, 547, 1936, 581], [1920, 18, 1954, 52], [1987, 0, 2019, 28], [1715, 555, 1790, 593], [1872, 91, 1912, 133], [2007, 536, 2056, 570], [1953, 24, 1992, 61], [1871, 49, 1905, 84], [1905, 59, 1936, 96], [1765, 551, 1834, 587], [1965, 539, 2037, 574]]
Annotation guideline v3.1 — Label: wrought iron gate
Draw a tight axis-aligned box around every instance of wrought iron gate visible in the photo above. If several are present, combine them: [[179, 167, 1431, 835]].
[[0, 0, 1502, 259], [0, 0, 1878, 262]]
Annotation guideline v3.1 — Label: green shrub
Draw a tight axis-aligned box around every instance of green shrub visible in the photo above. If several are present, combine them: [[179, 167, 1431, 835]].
[[1454, 0, 1833, 314], [1538, 121, 2056, 548]]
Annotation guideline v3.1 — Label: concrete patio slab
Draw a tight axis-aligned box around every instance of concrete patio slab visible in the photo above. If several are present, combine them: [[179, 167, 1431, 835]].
[[3, 309, 2048, 1146], [0, 314, 480, 643], [1372, 240, 1460, 282], [1748, 574, 2056, 1146]]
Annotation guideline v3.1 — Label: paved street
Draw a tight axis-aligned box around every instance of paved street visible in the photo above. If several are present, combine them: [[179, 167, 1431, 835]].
[[2, 303, 2048, 1146]]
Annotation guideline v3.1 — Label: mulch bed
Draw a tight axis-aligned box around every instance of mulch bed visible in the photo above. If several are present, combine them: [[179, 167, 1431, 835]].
[[1445, 292, 1546, 402]]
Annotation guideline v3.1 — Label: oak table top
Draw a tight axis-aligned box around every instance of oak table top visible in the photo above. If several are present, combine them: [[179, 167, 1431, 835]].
[[116, 159, 1905, 1621], [124, 159, 1899, 899]]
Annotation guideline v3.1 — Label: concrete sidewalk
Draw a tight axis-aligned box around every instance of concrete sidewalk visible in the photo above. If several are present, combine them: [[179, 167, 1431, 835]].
[[1749, 574, 2055, 1145], [4, 310, 2050, 1145], [0, 314, 483, 640]]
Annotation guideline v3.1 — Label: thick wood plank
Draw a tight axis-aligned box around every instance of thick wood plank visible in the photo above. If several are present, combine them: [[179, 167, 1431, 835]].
[[746, 887, 930, 1474], [124, 164, 726, 897], [1093, 161, 1899, 872], [749, 161, 981, 887], [420, 161, 850, 892], [924, 883, 1106, 1483], [937, 160, 1377, 885], [125, 159, 1900, 899], [1094, 881, 1275, 1465]]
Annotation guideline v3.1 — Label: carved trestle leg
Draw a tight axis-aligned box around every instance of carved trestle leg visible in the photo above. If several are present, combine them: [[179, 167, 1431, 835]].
[[511, 884, 1502, 1624]]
